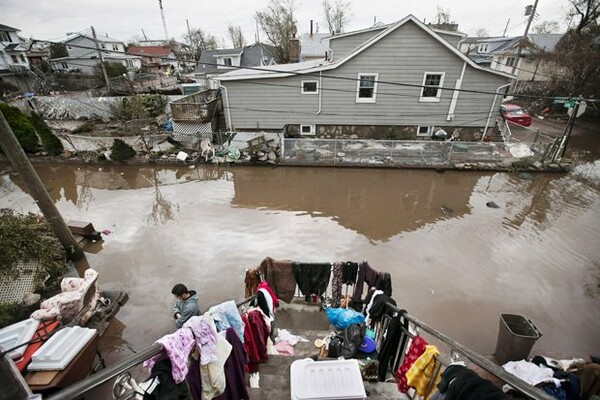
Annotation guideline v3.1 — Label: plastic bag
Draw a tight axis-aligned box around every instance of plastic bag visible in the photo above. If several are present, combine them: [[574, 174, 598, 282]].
[[326, 307, 366, 330]]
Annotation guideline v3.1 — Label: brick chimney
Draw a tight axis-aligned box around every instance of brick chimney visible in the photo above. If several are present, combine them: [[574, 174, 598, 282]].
[[289, 33, 300, 63]]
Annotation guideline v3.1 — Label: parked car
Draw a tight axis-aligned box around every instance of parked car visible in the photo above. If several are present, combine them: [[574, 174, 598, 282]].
[[499, 104, 532, 127]]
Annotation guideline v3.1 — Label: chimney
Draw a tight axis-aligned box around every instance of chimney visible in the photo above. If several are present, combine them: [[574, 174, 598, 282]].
[[289, 35, 300, 63], [310, 20, 313, 36]]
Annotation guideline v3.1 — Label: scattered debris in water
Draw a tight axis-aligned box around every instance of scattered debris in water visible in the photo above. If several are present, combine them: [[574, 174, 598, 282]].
[[440, 206, 454, 215], [516, 172, 534, 180], [486, 201, 500, 209]]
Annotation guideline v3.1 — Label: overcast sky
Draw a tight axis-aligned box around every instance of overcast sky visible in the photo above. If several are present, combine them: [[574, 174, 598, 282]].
[[1, 0, 570, 46]]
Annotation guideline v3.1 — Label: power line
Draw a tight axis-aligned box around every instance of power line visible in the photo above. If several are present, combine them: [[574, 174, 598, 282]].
[[32, 37, 598, 103]]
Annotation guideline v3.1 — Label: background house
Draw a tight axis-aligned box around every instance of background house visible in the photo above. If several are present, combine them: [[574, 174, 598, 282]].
[[460, 33, 563, 91], [49, 32, 141, 75], [126, 46, 178, 73], [193, 43, 275, 79], [218, 15, 512, 140], [0, 23, 32, 93]]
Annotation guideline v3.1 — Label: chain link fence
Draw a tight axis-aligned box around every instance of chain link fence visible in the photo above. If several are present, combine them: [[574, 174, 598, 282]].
[[281, 138, 553, 168]]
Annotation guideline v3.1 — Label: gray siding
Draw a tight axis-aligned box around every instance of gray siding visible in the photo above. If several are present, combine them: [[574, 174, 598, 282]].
[[330, 28, 386, 61], [223, 20, 509, 131]]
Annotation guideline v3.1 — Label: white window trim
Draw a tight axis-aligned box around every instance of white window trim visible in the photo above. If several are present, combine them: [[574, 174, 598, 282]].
[[356, 73, 378, 103], [417, 125, 435, 137], [419, 72, 445, 103], [300, 124, 316, 136], [301, 80, 318, 94]]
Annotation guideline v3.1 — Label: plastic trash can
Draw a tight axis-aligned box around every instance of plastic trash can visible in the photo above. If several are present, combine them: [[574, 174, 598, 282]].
[[495, 314, 542, 365]]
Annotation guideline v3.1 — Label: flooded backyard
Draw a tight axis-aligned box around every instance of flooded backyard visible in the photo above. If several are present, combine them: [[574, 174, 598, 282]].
[[1, 158, 599, 368]]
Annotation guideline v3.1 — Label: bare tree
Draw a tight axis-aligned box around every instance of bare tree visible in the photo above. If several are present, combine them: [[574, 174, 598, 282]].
[[183, 28, 218, 60], [323, 0, 351, 34], [435, 6, 451, 25], [228, 25, 246, 48], [568, 0, 600, 33], [547, 0, 600, 96], [475, 28, 489, 37], [533, 20, 561, 34], [255, 0, 297, 63]]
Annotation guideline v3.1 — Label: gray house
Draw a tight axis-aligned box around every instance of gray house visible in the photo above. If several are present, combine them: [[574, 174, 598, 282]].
[[193, 43, 275, 79], [49, 33, 141, 75], [218, 15, 514, 140]]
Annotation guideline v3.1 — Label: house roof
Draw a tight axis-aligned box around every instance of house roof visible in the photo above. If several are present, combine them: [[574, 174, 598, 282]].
[[0, 24, 19, 32], [328, 23, 389, 40], [219, 15, 515, 81], [194, 43, 275, 75], [65, 33, 124, 44], [127, 46, 172, 57], [300, 33, 330, 59]]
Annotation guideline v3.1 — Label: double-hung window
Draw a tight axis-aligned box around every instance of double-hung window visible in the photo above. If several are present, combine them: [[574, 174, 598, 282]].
[[420, 72, 445, 102], [223, 57, 232, 66], [356, 73, 378, 103], [301, 80, 318, 94]]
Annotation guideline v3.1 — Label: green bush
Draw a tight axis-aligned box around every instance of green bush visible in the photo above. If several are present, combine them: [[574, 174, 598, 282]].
[[110, 94, 168, 120], [111, 138, 136, 161], [0, 103, 39, 153], [29, 113, 64, 155], [0, 303, 22, 329], [95, 61, 128, 79]]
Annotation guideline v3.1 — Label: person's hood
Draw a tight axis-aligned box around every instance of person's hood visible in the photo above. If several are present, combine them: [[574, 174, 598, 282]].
[[185, 290, 198, 301]]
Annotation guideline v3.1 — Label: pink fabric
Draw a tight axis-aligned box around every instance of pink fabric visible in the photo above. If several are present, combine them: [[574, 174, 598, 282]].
[[274, 341, 294, 356], [395, 336, 428, 392], [183, 316, 218, 365], [144, 328, 196, 384], [258, 281, 279, 308]]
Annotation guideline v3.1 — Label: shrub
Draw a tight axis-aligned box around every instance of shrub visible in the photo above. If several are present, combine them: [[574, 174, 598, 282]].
[[0, 209, 65, 285], [29, 113, 64, 155], [95, 61, 128, 79], [110, 94, 168, 120], [111, 138, 136, 161], [0, 103, 39, 153]]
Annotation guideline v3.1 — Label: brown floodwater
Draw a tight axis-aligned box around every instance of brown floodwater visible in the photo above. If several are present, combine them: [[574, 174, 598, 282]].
[[1, 161, 599, 362]]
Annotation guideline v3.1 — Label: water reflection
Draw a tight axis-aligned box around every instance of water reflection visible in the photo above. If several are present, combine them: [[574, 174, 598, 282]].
[[146, 168, 179, 226], [230, 167, 482, 241]]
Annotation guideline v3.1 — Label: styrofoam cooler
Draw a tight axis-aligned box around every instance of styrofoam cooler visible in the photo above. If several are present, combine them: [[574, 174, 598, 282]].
[[290, 358, 367, 400]]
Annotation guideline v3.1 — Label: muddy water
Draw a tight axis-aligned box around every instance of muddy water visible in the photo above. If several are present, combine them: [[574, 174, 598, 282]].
[[1, 162, 599, 364]]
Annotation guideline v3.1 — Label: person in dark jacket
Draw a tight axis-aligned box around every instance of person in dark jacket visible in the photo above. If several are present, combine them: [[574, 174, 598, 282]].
[[171, 284, 200, 328]]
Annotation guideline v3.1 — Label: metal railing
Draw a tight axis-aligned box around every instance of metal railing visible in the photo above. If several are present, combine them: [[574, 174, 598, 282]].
[[281, 138, 513, 167], [46, 296, 256, 400], [371, 302, 553, 400]]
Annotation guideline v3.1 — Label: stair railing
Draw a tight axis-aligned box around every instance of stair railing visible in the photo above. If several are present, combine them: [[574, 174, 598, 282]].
[[46, 296, 255, 400]]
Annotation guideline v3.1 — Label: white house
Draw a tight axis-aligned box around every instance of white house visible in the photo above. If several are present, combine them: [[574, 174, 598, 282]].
[[49, 32, 141, 75], [0, 23, 32, 92]]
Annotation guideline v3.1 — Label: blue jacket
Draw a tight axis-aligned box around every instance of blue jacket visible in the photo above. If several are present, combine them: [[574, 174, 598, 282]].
[[173, 290, 200, 328]]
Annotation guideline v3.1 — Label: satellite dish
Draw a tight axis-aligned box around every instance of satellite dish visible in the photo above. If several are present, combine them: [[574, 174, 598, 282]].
[[567, 101, 587, 118]]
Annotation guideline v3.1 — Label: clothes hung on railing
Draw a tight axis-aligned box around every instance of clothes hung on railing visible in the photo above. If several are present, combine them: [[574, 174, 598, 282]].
[[432, 364, 510, 400], [258, 257, 297, 303], [242, 308, 270, 373], [291, 262, 332, 301], [352, 262, 392, 305], [377, 310, 409, 382], [406, 344, 442, 400], [207, 300, 245, 343], [214, 328, 250, 400], [395, 335, 428, 393], [367, 293, 396, 326], [331, 262, 344, 308], [342, 261, 359, 285]]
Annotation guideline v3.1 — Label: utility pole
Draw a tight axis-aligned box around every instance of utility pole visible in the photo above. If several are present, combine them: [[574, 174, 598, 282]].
[[0, 111, 84, 261], [510, 0, 539, 76], [503, 18, 510, 37], [141, 29, 149, 41], [553, 96, 583, 162], [91, 26, 111, 93], [158, 0, 169, 41]]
